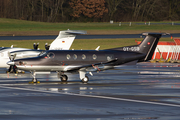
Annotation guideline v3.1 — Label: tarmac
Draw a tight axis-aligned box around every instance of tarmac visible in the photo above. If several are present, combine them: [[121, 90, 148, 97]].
[[0, 62, 180, 120]]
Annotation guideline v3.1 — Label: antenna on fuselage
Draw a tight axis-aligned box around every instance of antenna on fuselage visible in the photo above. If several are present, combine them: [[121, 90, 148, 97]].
[[95, 46, 100, 51]]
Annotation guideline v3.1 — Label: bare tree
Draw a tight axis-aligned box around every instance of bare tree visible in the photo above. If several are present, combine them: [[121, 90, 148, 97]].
[[0, 0, 180, 22], [105, 0, 123, 20], [40, 0, 45, 19], [167, 0, 180, 20]]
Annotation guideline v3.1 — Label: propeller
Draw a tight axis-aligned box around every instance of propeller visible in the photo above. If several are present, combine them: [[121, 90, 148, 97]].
[[7, 52, 17, 73]]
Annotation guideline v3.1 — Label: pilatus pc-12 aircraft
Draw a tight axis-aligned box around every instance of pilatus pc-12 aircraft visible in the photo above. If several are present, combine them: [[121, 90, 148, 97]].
[[7, 33, 162, 83], [1, 30, 86, 72]]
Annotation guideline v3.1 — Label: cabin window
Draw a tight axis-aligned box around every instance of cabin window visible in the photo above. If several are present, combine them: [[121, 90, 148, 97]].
[[67, 54, 71, 60], [92, 54, 97, 60], [73, 54, 77, 60], [82, 54, 86, 60], [47, 52, 55, 58]]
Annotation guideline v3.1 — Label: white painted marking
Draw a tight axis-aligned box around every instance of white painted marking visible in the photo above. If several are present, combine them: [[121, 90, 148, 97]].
[[0, 85, 180, 108]]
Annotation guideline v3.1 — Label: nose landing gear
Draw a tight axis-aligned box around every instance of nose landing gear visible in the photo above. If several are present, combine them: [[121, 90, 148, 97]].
[[29, 71, 40, 84]]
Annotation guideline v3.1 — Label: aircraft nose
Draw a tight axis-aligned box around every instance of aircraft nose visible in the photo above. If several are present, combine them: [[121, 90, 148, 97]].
[[7, 61, 15, 66]]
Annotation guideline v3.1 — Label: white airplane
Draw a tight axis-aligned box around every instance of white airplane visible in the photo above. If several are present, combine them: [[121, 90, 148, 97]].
[[0, 30, 87, 70], [0, 47, 30, 68]]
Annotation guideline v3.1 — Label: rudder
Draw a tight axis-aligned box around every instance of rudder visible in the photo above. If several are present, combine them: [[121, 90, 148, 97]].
[[138, 33, 162, 62], [49, 30, 87, 50]]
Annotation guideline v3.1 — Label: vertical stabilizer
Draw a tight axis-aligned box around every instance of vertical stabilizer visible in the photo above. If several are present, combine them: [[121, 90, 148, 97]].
[[138, 33, 162, 61], [107, 32, 163, 62], [49, 30, 87, 50]]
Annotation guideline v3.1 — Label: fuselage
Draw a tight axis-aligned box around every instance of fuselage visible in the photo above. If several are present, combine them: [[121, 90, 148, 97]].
[[12, 50, 145, 72]]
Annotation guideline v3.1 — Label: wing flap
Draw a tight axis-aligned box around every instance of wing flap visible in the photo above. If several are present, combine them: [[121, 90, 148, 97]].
[[64, 58, 118, 72]]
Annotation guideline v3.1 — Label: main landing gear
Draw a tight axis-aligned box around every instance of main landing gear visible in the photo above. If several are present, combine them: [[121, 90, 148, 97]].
[[58, 71, 89, 83], [81, 76, 89, 83], [29, 71, 89, 84], [57, 72, 68, 82], [79, 71, 89, 83]]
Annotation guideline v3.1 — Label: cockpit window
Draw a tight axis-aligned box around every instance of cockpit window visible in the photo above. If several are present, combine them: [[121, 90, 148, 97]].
[[39, 51, 47, 56], [0, 47, 6, 50]]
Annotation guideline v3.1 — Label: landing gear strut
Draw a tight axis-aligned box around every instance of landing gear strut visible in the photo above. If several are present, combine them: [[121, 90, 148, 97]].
[[29, 71, 40, 83]]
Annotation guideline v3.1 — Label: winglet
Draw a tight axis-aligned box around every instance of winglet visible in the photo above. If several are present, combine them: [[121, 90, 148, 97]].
[[138, 32, 162, 61]]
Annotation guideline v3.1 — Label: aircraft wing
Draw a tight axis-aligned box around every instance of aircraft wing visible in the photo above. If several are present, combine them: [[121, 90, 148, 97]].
[[64, 58, 118, 72]]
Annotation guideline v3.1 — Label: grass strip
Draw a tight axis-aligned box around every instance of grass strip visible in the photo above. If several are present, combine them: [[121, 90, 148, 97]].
[[0, 18, 180, 35], [0, 38, 173, 50]]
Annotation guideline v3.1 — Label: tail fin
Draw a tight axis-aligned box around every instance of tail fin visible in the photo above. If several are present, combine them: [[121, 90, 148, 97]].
[[108, 33, 162, 62], [49, 30, 87, 50], [138, 33, 162, 61]]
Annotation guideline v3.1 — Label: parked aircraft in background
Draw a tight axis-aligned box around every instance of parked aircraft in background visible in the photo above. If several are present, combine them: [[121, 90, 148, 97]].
[[0, 30, 86, 71], [7, 33, 162, 83], [0, 47, 31, 68]]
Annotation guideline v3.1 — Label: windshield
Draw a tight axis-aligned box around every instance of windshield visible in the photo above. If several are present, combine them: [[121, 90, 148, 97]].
[[0, 47, 8, 51], [39, 51, 47, 56]]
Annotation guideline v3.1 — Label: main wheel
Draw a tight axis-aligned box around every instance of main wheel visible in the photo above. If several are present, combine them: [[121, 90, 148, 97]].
[[60, 75, 68, 82], [81, 76, 89, 83]]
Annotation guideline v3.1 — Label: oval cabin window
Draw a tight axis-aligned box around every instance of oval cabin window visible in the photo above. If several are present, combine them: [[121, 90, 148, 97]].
[[73, 54, 77, 60], [67, 54, 71, 60], [92, 54, 97, 60], [82, 54, 86, 60]]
